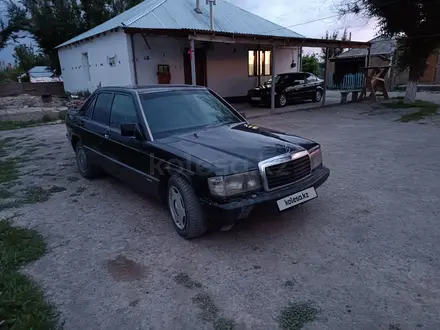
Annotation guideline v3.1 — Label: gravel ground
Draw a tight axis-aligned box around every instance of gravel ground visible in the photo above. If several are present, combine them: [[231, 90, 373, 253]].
[[1, 103, 440, 330]]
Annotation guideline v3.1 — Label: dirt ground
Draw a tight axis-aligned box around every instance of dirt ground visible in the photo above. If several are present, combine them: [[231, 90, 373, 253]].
[[1, 103, 439, 330]]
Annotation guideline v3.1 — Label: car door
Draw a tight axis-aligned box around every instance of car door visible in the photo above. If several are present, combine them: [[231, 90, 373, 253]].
[[103, 92, 159, 195], [77, 92, 114, 166], [303, 73, 318, 97], [286, 73, 306, 99]]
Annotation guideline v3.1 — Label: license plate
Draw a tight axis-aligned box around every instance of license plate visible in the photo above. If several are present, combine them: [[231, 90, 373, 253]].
[[277, 187, 317, 211], [251, 97, 261, 101]]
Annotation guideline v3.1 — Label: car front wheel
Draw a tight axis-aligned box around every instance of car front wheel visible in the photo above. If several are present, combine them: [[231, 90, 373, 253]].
[[75, 142, 100, 179], [167, 175, 208, 239]]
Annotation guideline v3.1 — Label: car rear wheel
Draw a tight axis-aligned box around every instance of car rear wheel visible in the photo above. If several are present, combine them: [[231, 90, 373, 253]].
[[276, 93, 287, 108], [167, 175, 208, 239], [313, 90, 323, 102], [75, 142, 100, 179]]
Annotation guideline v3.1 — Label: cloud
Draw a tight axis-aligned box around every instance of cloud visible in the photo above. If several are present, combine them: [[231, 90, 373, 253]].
[[228, 0, 377, 42]]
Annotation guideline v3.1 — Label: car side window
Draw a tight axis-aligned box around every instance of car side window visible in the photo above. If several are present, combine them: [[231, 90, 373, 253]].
[[109, 94, 138, 129], [83, 96, 97, 118], [92, 93, 114, 125]]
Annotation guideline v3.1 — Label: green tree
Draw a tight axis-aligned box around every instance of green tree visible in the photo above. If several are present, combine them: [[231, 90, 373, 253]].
[[302, 54, 320, 76], [0, 0, 142, 73], [321, 29, 349, 61], [340, 0, 440, 103], [13, 44, 49, 73]]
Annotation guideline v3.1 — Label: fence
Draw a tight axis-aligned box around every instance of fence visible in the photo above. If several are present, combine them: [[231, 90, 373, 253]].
[[0, 82, 65, 97], [327, 73, 365, 90]]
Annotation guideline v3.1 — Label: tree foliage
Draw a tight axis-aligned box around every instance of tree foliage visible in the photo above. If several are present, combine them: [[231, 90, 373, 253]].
[[340, 0, 440, 101], [302, 54, 320, 76], [13, 44, 49, 73], [321, 29, 349, 61], [0, 0, 143, 72]]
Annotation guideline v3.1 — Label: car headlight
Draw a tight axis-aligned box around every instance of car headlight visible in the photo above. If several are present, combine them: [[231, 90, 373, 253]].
[[309, 146, 322, 170], [208, 171, 261, 197]]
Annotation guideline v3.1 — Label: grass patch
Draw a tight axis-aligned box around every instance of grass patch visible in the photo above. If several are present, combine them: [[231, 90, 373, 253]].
[[174, 272, 202, 289], [0, 185, 67, 211], [0, 159, 20, 184], [0, 219, 59, 329], [0, 120, 41, 131], [192, 293, 219, 322], [214, 318, 236, 330], [0, 188, 14, 199], [382, 99, 438, 122], [278, 302, 320, 330]]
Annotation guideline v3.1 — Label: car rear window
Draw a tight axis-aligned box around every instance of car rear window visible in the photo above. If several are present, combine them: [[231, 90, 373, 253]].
[[139, 90, 240, 139]]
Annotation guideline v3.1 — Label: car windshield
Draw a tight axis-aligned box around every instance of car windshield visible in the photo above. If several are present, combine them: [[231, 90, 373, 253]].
[[139, 90, 241, 139]]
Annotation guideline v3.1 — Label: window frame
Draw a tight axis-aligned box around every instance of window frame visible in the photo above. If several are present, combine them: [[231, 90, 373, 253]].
[[82, 95, 97, 118], [109, 92, 140, 130], [248, 49, 272, 77], [91, 92, 115, 126]]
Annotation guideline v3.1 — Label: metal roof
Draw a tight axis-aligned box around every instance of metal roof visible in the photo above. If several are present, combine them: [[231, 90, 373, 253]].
[[336, 36, 396, 59], [57, 0, 303, 48]]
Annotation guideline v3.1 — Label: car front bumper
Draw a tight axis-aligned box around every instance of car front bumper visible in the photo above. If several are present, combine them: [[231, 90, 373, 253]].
[[201, 166, 330, 222]]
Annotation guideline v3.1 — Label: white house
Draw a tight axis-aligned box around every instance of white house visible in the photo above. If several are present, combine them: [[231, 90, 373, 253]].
[[57, 0, 370, 102]]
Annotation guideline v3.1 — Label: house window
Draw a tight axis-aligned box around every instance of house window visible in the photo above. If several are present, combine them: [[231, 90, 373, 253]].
[[248, 50, 272, 76], [82, 53, 91, 82]]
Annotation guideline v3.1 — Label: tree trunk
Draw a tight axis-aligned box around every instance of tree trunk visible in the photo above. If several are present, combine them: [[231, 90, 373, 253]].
[[404, 66, 420, 104], [404, 80, 418, 103]]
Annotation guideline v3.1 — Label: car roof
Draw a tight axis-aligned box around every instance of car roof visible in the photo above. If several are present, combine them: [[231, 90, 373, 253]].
[[97, 85, 208, 94]]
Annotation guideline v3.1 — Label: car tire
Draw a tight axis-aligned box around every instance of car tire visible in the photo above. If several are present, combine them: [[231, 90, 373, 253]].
[[313, 89, 323, 102], [75, 142, 100, 179], [167, 175, 208, 239], [276, 93, 287, 108]]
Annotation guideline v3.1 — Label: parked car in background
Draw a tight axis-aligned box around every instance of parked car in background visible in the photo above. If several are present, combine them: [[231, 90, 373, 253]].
[[66, 85, 330, 239], [247, 72, 324, 107]]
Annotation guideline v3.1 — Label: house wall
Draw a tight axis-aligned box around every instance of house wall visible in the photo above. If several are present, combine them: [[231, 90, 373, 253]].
[[132, 35, 186, 85], [131, 36, 299, 97], [206, 44, 299, 97], [420, 54, 438, 83], [58, 30, 134, 93], [59, 33, 300, 97]]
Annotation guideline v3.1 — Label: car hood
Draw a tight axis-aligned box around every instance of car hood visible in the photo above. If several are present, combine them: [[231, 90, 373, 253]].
[[157, 123, 317, 175]]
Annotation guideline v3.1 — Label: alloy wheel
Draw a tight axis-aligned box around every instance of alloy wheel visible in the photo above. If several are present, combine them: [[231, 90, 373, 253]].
[[316, 90, 322, 102], [168, 186, 187, 230], [279, 94, 287, 107]]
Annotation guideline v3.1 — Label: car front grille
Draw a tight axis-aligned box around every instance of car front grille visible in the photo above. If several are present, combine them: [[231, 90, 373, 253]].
[[265, 155, 311, 190]]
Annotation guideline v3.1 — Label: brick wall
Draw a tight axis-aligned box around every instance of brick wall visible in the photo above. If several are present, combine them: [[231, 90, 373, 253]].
[[0, 82, 65, 97]]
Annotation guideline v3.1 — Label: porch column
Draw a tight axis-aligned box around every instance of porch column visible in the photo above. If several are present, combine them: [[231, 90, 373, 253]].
[[271, 45, 276, 110], [365, 47, 371, 67], [322, 47, 329, 106], [190, 39, 196, 85]]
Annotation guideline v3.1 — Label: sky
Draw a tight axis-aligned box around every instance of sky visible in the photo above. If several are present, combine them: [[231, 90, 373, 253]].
[[0, 0, 378, 64]]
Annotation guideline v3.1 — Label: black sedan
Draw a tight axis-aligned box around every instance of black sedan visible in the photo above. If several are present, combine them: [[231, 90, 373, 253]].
[[66, 85, 330, 239], [247, 72, 324, 107]]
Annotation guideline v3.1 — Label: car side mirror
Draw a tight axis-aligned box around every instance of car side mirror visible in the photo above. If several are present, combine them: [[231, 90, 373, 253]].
[[121, 123, 143, 140]]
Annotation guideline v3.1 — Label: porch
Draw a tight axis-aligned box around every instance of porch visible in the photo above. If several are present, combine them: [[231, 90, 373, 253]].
[[127, 28, 371, 109]]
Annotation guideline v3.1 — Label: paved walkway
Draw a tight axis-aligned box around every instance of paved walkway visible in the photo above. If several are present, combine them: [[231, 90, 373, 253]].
[[235, 90, 440, 119]]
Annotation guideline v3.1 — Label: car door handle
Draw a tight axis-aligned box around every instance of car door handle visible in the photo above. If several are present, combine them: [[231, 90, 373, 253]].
[[104, 134, 109, 139]]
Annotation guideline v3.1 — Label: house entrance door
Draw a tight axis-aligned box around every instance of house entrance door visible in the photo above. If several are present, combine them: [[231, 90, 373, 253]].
[[184, 48, 207, 86]]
